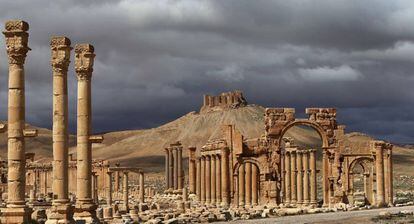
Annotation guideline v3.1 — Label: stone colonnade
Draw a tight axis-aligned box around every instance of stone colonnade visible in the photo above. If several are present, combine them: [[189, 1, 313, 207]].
[[164, 142, 184, 192], [234, 162, 260, 207], [282, 148, 317, 206], [194, 147, 230, 207]]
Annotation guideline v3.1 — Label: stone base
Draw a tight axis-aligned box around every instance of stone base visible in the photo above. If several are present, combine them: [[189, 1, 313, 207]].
[[45, 204, 75, 224], [103, 207, 113, 221], [0, 207, 33, 224], [73, 203, 100, 224]]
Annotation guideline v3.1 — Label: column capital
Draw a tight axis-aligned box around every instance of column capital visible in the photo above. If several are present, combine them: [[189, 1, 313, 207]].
[[75, 43, 95, 80], [51, 36, 72, 73], [3, 20, 30, 65]]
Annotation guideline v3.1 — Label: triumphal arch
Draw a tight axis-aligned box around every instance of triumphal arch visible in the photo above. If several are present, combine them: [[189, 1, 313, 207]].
[[188, 106, 393, 208]]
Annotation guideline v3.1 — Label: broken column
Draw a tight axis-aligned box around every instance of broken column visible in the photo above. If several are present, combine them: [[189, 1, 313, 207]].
[[139, 172, 144, 204], [46, 36, 74, 224], [188, 147, 196, 194], [1, 20, 36, 224], [73, 43, 102, 223]]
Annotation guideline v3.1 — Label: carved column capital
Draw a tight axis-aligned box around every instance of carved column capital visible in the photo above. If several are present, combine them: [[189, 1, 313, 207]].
[[74, 43, 95, 80], [3, 20, 30, 65], [50, 36, 72, 73]]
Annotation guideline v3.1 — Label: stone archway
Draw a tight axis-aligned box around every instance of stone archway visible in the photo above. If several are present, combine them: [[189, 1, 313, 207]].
[[348, 157, 374, 205], [233, 160, 261, 207]]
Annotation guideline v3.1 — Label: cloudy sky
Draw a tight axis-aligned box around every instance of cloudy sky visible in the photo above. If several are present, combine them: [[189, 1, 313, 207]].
[[0, 0, 414, 143]]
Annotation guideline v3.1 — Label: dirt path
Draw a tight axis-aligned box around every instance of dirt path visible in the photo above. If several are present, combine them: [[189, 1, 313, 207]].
[[222, 206, 414, 224]]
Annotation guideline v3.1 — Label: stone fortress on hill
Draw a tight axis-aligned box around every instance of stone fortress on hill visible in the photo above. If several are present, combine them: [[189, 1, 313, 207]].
[[0, 20, 396, 224]]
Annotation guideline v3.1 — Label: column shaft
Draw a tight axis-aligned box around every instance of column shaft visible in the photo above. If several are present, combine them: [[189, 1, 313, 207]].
[[178, 147, 183, 189], [211, 155, 216, 204], [206, 156, 211, 204], [123, 172, 129, 211], [376, 146, 385, 206], [303, 150, 310, 205], [165, 148, 170, 189], [139, 172, 144, 203], [200, 157, 206, 203], [106, 172, 112, 206], [252, 164, 258, 205], [322, 150, 329, 206], [290, 151, 297, 204], [238, 163, 245, 206], [245, 162, 252, 206], [221, 148, 230, 206], [285, 152, 291, 204], [297, 151, 303, 204], [196, 158, 201, 201], [168, 148, 174, 189], [188, 147, 196, 194], [216, 155, 221, 204], [310, 149, 317, 205], [173, 148, 178, 190]]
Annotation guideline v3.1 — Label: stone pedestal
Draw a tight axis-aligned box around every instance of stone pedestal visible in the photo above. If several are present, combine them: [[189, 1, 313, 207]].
[[1, 207, 33, 224]]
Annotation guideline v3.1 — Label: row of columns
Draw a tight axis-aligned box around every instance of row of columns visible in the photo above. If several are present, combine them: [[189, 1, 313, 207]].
[[234, 162, 260, 207], [374, 142, 393, 207], [283, 149, 317, 205], [164, 144, 183, 191], [195, 147, 230, 206]]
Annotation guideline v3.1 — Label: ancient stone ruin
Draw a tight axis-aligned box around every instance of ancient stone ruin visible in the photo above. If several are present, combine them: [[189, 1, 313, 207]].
[[0, 19, 396, 224], [200, 90, 247, 113]]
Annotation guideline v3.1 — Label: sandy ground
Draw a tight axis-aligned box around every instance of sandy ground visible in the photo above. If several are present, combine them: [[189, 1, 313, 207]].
[[222, 205, 414, 224]]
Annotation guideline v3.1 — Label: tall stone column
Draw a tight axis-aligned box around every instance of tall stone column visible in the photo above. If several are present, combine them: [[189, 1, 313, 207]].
[[92, 172, 98, 204], [165, 148, 170, 190], [310, 149, 317, 205], [284, 151, 291, 204], [43, 170, 48, 195], [388, 149, 393, 205], [123, 172, 129, 212], [296, 150, 303, 204], [290, 150, 297, 204], [252, 164, 258, 206], [384, 150, 389, 205], [238, 163, 245, 207], [178, 146, 184, 190], [211, 155, 216, 205], [206, 156, 211, 204], [200, 156, 206, 203], [221, 147, 230, 207], [245, 162, 252, 207], [74, 44, 102, 223], [47, 36, 74, 224], [375, 143, 385, 207], [188, 147, 196, 194], [322, 150, 329, 207], [1, 20, 35, 224], [196, 158, 201, 201], [215, 155, 221, 205], [139, 172, 145, 203], [303, 150, 310, 205], [173, 147, 178, 190], [168, 148, 174, 190], [106, 171, 113, 206]]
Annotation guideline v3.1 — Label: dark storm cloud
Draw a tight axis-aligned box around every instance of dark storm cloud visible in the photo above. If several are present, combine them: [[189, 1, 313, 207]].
[[0, 0, 413, 142]]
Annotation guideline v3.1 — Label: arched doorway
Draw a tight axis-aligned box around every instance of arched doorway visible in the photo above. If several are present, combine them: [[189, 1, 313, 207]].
[[279, 121, 328, 207], [233, 161, 260, 207], [348, 158, 374, 206]]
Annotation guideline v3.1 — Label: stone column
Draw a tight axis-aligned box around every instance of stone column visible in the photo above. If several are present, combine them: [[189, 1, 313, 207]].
[[200, 156, 206, 203], [123, 172, 129, 212], [92, 172, 98, 204], [215, 155, 221, 205], [1, 20, 33, 224], [106, 171, 113, 206], [284, 151, 291, 204], [238, 163, 245, 207], [206, 156, 211, 204], [290, 150, 297, 204], [211, 155, 216, 205], [375, 143, 385, 207], [245, 162, 252, 207], [310, 149, 317, 205], [252, 164, 258, 206], [221, 147, 230, 207], [388, 149, 393, 205], [43, 170, 48, 195], [296, 150, 303, 204], [322, 150, 329, 207], [384, 150, 389, 205], [173, 147, 178, 190], [178, 146, 183, 190], [74, 44, 101, 223], [47, 36, 74, 224], [196, 158, 201, 201], [303, 150, 310, 205], [188, 147, 196, 194], [139, 172, 144, 203], [114, 165, 120, 192], [165, 148, 170, 190], [168, 148, 174, 190]]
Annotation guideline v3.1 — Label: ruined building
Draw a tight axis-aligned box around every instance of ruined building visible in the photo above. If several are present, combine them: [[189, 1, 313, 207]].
[[200, 90, 247, 114], [184, 105, 393, 208]]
